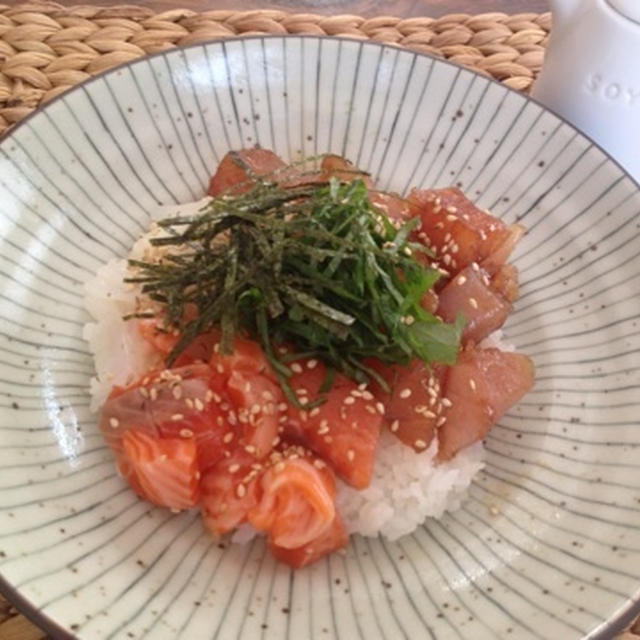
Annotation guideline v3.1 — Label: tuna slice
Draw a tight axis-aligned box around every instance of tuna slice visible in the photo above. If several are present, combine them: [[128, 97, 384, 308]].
[[438, 347, 534, 460]]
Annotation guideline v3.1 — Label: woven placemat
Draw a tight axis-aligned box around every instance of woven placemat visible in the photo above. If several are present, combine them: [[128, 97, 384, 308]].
[[0, 2, 551, 134]]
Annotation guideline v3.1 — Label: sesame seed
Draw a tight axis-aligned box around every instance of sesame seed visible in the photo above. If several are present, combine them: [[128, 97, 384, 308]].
[[469, 378, 477, 391], [150, 388, 158, 401], [272, 436, 280, 447], [172, 386, 182, 400], [245, 445, 256, 454], [185, 398, 194, 409], [436, 416, 447, 427], [343, 396, 355, 405], [300, 410, 308, 422], [229, 464, 240, 473], [223, 432, 234, 443], [427, 387, 438, 398], [442, 254, 452, 265], [194, 398, 204, 411], [414, 439, 428, 449], [291, 363, 303, 374], [347, 450, 355, 462], [262, 390, 274, 401], [404, 315, 415, 326], [278, 402, 288, 411], [351, 389, 363, 398], [195, 471, 201, 480], [446, 214, 457, 222], [390, 419, 400, 432], [236, 484, 246, 498], [358, 382, 368, 390], [375, 402, 385, 415], [441, 398, 452, 408], [362, 390, 374, 401], [307, 359, 318, 369], [170, 508, 181, 514], [299, 396, 309, 406], [444, 232, 451, 242], [399, 388, 412, 399], [446, 205, 458, 214], [109, 417, 119, 428], [274, 461, 285, 473], [309, 407, 320, 417], [471, 261, 480, 271], [179, 428, 193, 438], [171, 413, 184, 421], [313, 459, 326, 469], [212, 392, 221, 403], [295, 388, 308, 396], [216, 364, 224, 374], [228, 411, 237, 426], [250, 404, 261, 415], [139, 387, 149, 398], [469, 297, 478, 309], [457, 275, 467, 285], [244, 382, 252, 393], [365, 405, 376, 414]]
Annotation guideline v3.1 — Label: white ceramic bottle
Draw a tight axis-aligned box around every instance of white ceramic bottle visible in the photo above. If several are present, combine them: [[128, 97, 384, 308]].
[[532, 0, 640, 182]]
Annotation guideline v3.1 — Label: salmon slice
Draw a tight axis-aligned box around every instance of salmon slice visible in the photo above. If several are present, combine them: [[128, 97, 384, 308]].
[[283, 360, 382, 489], [226, 369, 282, 459], [437, 263, 512, 345], [208, 149, 287, 196], [408, 187, 512, 276], [248, 446, 337, 549], [438, 347, 534, 460], [119, 429, 199, 510], [269, 514, 348, 569], [200, 448, 262, 535], [138, 320, 219, 367]]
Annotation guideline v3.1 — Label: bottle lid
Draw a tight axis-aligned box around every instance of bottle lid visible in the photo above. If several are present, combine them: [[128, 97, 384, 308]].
[[608, 0, 640, 24]]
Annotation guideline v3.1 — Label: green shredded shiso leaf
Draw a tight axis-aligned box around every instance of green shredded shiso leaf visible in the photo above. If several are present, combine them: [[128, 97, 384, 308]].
[[125, 176, 464, 404]]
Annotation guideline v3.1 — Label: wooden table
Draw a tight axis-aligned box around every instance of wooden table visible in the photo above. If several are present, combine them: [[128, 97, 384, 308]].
[[0, 0, 636, 638]]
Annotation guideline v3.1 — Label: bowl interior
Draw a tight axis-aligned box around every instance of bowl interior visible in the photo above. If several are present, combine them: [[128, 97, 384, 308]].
[[0, 36, 639, 640]]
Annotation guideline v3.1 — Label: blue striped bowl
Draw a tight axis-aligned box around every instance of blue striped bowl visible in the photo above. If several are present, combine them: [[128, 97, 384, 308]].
[[0, 36, 638, 640]]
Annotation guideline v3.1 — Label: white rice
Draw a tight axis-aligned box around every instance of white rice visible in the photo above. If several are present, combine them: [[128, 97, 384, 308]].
[[83, 199, 493, 541]]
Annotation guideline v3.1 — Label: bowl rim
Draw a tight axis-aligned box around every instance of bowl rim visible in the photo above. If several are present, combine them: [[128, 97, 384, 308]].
[[0, 33, 638, 640]]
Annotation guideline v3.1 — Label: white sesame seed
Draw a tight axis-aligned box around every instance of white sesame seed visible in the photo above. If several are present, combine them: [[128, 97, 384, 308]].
[[185, 398, 194, 409], [390, 419, 400, 432], [375, 402, 385, 415], [399, 388, 412, 399], [172, 386, 182, 400], [278, 402, 288, 411], [436, 416, 447, 427], [457, 275, 467, 285], [223, 432, 234, 443], [150, 388, 158, 401], [274, 461, 285, 473], [139, 387, 149, 398], [171, 413, 184, 421], [343, 396, 356, 405], [365, 405, 376, 414], [300, 410, 308, 422], [313, 459, 326, 469], [212, 392, 221, 403], [309, 407, 320, 417], [441, 398, 452, 408], [346, 450, 355, 462], [194, 398, 204, 411], [236, 484, 246, 498], [272, 436, 280, 447], [109, 417, 119, 428], [170, 508, 181, 514], [299, 396, 309, 406], [358, 382, 368, 391], [245, 445, 256, 454], [307, 359, 318, 369], [442, 254, 452, 265], [469, 297, 478, 309], [244, 381, 252, 393], [179, 428, 193, 438], [414, 439, 427, 449], [362, 390, 374, 401], [291, 363, 303, 374], [216, 364, 224, 374], [446, 205, 458, 214], [250, 404, 261, 415], [471, 261, 480, 271], [229, 463, 240, 473], [446, 214, 457, 222]]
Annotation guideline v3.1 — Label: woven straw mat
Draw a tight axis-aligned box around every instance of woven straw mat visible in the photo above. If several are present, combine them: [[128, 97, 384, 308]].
[[0, 3, 552, 135]]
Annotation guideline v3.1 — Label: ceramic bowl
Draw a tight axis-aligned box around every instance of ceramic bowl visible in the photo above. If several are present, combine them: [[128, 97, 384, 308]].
[[0, 36, 638, 640]]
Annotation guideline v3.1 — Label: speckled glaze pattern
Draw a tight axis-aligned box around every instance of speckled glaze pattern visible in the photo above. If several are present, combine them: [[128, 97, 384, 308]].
[[0, 36, 638, 640]]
